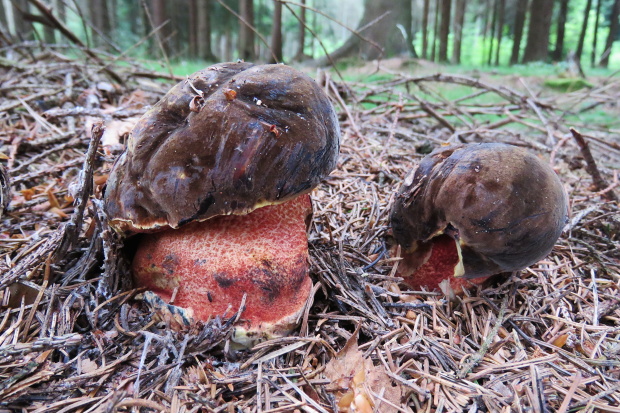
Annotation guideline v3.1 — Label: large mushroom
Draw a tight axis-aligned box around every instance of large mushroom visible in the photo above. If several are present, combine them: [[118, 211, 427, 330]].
[[104, 62, 340, 346], [390, 143, 568, 293]]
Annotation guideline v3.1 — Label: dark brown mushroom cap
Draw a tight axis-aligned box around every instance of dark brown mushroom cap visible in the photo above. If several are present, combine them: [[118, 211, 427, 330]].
[[105, 62, 340, 234], [390, 143, 569, 278]]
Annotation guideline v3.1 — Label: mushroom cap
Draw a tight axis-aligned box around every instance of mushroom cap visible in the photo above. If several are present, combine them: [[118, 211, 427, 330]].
[[390, 143, 569, 279], [105, 62, 340, 234]]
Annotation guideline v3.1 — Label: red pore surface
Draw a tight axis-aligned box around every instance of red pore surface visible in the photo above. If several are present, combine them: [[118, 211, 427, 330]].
[[397, 235, 487, 293], [132, 194, 312, 333]]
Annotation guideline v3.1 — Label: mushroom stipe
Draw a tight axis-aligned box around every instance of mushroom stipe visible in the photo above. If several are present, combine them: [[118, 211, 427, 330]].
[[133, 194, 313, 347], [395, 234, 487, 293]]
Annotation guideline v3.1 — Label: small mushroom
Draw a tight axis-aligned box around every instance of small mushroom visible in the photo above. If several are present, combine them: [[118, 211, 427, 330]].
[[390, 143, 568, 293], [104, 62, 340, 346]]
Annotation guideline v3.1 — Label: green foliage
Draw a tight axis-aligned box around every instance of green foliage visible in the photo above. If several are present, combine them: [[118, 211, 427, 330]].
[[543, 78, 594, 91], [12, 0, 620, 69], [409, 0, 620, 68]]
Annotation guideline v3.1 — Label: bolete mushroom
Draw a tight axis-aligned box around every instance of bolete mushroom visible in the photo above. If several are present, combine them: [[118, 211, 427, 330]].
[[104, 62, 340, 346], [390, 143, 568, 293]]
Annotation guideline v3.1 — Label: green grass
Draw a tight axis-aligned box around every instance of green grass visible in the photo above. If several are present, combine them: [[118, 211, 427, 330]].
[[566, 106, 620, 130], [543, 78, 593, 92]]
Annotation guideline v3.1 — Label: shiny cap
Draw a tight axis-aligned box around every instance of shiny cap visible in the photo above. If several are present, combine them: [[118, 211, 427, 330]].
[[105, 62, 340, 234]]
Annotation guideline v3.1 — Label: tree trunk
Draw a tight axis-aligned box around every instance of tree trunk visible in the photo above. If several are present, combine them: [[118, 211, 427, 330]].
[[239, 0, 255, 61], [126, 1, 145, 39], [452, 0, 466, 63], [431, 0, 440, 61], [255, 0, 263, 58], [109, 0, 117, 33], [510, 0, 528, 65], [269, 0, 282, 63], [438, 0, 451, 62], [551, 0, 569, 61], [42, 20, 55, 44], [314, 0, 411, 65], [224, 25, 232, 61], [403, 0, 417, 57], [12, 0, 34, 40], [481, 0, 491, 64], [0, 1, 7, 29], [591, 0, 601, 66], [55, 0, 66, 22], [521, 0, 553, 63], [198, 0, 216, 61], [494, 0, 504, 65], [169, 2, 186, 55], [1, 0, 13, 41], [151, 0, 170, 55], [90, 0, 112, 46], [600, 0, 620, 67], [487, 0, 497, 65], [576, 0, 593, 61], [294, 0, 307, 61], [310, 2, 316, 57], [189, 0, 198, 57], [422, 0, 430, 58]]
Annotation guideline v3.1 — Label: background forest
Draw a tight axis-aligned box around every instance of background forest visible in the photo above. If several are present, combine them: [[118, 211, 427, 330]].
[[1, 0, 620, 72], [1, 1, 620, 412]]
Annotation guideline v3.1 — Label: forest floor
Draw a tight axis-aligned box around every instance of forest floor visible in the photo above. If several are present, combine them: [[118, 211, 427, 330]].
[[1, 45, 619, 412]]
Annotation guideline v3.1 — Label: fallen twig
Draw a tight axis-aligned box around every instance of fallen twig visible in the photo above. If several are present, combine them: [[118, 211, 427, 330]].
[[570, 127, 618, 202]]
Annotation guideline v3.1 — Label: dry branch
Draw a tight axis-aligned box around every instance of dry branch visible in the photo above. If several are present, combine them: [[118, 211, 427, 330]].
[[570, 127, 618, 202]]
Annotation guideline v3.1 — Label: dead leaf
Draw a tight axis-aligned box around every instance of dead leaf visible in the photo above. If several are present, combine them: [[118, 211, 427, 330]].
[[48, 207, 69, 219], [552, 334, 569, 348], [84, 117, 138, 148], [35, 350, 53, 364], [101, 118, 138, 147], [324, 330, 403, 413], [20, 188, 36, 201], [94, 174, 109, 186], [6, 282, 40, 307], [80, 358, 98, 374], [46, 188, 60, 209], [119, 89, 148, 107]]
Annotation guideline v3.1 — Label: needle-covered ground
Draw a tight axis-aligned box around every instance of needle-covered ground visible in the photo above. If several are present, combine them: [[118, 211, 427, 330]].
[[1, 48, 619, 412]]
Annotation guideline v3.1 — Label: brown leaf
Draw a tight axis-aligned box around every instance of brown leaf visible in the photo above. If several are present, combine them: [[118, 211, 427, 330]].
[[6, 282, 40, 308], [101, 118, 138, 147], [46, 188, 60, 209], [20, 188, 36, 201], [80, 358, 98, 374], [552, 334, 569, 348], [94, 175, 108, 186], [324, 332, 403, 413], [48, 207, 69, 219]]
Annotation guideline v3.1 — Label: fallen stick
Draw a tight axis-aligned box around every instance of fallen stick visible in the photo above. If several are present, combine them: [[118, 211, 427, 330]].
[[570, 127, 618, 202]]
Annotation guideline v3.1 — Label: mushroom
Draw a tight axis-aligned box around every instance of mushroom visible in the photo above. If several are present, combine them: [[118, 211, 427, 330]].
[[104, 62, 340, 346], [390, 143, 568, 293]]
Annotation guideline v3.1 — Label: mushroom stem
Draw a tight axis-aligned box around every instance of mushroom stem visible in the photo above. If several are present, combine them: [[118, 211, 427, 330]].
[[132, 194, 313, 346], [396, 235, 486, 293]]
